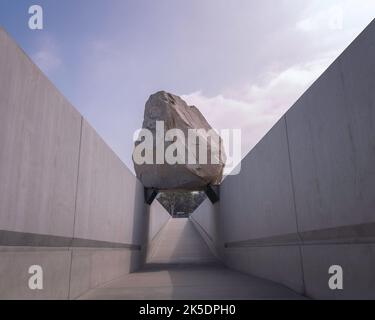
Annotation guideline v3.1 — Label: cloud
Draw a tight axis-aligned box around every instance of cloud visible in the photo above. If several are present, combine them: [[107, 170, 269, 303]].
[[31, 36, 62, 75], [32, 0, 374, 173], [296, 0, 375, 34], [182, 54, 335, 160], [181, 0, 375, 165], [297, 5, 344, 32]]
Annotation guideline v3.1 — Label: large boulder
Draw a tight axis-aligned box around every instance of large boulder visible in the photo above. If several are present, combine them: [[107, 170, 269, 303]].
[[133, 91, 226, 190]]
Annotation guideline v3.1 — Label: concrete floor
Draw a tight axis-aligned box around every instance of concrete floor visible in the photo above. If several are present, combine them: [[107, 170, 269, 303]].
[[79, 218, 304, 300]]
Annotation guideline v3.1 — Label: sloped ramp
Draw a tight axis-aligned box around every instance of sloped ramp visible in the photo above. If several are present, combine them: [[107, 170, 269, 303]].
[[79, 218, 305, 300], [147, 218, 217, 264]]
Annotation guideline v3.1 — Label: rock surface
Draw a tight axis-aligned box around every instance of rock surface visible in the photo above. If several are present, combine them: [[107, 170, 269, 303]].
[[133, 91, 226, 190]]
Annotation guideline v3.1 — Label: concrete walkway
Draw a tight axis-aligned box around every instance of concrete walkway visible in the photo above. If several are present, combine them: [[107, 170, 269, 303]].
[[79, 219, 304, 300], [147, 217, 218, 264]]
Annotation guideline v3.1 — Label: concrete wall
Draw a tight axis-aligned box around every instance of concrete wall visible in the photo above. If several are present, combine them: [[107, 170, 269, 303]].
[[192, 20, 375, 299], [284, 19, 375, 299], [74, 119, 145, 247], [148, 200, 171, 242], [0, 28, 81, 240], [0, 27, 168, 299], [220, 118, 305, 294], [146, 200, 171, 261], [190, 199, 220, 258]]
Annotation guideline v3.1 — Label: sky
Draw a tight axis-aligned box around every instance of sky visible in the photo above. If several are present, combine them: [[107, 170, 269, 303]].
[[0, 0, 374, 171]]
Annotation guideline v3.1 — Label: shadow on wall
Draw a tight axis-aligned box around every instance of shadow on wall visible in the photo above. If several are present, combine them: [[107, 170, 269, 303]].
[[190, 199, 223, 259], [130, 185, 150, 272]]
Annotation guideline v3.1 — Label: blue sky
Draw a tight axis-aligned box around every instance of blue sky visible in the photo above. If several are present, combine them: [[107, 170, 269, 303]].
[[0, 0, 374, 170]]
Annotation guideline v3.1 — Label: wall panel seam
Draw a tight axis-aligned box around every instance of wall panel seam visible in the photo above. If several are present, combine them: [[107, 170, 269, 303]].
[[284, 115, 306, 295]]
